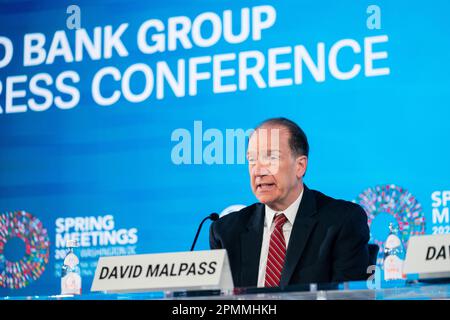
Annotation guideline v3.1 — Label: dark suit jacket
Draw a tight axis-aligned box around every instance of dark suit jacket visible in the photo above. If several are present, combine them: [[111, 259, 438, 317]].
[[209, 185, 370, 288]]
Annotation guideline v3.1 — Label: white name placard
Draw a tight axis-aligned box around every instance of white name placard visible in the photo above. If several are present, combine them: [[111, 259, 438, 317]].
[[404, 234, 450, 279], [91, 249, 233, 293]]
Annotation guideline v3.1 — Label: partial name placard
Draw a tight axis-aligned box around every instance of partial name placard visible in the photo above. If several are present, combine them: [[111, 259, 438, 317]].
[[404, 234, 450, 279]]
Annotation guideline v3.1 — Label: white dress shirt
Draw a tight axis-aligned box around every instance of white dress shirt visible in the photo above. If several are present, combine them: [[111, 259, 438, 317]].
[[257, 189, 304, 287]]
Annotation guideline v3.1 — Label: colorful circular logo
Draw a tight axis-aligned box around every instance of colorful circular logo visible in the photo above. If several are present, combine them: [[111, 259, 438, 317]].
[[356, 184, 426, 263], [0, 211, 50, 289]]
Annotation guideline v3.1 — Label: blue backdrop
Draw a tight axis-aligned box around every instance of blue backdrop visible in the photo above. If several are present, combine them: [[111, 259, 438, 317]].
[[1, 0, 449, 296]]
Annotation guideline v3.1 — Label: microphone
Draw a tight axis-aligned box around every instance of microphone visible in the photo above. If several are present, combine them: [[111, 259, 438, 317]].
[[190, 213, 219, 251]]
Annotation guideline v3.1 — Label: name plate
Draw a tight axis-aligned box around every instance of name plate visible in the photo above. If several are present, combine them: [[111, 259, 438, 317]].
[[404, 234, 450, 279], [91, 249, 234, 293]]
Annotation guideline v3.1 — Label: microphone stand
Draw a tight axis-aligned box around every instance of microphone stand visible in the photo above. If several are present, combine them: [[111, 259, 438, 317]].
[[190, 213, 219, 251]]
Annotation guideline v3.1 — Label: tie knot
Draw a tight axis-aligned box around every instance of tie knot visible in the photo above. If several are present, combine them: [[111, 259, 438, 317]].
[[274, 213, 287, 227]]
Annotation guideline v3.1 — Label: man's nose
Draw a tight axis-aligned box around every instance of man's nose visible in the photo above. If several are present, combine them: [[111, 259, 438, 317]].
[[252, 160, 271, 176]]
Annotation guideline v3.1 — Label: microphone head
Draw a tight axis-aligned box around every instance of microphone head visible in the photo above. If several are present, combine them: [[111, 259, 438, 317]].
[[210, 213, 219, 221]]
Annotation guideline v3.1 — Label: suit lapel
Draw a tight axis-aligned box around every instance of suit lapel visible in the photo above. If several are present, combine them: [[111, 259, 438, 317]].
[[240, 204, 264, 287], [280, 185, 318, 287]]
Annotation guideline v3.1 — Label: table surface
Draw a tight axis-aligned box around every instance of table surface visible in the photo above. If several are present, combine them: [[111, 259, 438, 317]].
[[2, 279, 450, 300]]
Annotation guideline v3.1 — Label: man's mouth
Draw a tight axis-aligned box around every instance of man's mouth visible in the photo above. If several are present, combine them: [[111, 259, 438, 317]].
[[256, 183, 276, 191]]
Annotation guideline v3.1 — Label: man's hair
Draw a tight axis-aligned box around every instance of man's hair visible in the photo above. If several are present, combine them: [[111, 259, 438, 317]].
[[255, 117, 309, 157]]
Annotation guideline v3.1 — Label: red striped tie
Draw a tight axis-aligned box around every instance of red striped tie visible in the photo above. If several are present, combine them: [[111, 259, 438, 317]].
[[264, 213, 287, 287]]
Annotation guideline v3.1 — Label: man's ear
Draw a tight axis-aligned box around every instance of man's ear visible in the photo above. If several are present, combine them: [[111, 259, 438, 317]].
[[296, 155, 308, 178]]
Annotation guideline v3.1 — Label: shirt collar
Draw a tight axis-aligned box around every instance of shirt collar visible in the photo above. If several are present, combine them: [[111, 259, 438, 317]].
[[264, 188, 304, 227]]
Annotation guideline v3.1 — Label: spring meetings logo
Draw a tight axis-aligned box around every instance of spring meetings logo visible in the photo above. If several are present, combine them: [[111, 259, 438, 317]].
[[356, 184, 426, 264], [0, 211, 50, 289], [54, 214, 139, 278]]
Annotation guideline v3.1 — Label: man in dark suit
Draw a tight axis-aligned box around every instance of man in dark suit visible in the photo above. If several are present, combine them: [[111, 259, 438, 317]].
[[210, 117, 370, 288]]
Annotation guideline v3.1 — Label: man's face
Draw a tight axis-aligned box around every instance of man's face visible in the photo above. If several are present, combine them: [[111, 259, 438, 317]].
[[247, 125, 307, 211]]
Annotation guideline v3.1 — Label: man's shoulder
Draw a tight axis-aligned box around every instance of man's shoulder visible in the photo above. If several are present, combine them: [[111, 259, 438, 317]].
[[213, 203, 261, 229], [310, 188, 366, 221]]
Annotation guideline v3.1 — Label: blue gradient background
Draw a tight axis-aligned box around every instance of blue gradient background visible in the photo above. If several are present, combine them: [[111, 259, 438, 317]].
[[1, 0, 450, 296]]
